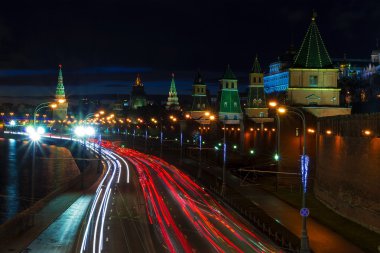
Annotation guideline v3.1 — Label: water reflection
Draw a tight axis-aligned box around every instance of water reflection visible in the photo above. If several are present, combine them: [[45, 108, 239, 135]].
[[5, 139, 19, 221], [0, 138, 80, 224]]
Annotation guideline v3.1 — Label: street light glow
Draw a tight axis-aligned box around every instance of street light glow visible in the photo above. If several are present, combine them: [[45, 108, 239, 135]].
[[74, 126, 86, 137], [363, 130, 371, 136], [269, 101, 278, 107], [37, 126, 45, 135], [274, 153, 279, 161], [277, 107, 287, 114], [86, 126, 95, 136]]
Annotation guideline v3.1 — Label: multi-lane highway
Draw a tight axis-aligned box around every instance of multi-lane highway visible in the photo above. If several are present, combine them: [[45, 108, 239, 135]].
[[113, 145, 282, 253], [22, 135, 280, 252], [77, 143, 158, 253]]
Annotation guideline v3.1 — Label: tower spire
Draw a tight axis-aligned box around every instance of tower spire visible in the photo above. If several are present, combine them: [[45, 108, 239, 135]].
[[252, 55, 262, 73], [56, 64, 65, 98], [166, 73, 180, 110], [293, 12, 333, 68], [135, 73, 143, 86]]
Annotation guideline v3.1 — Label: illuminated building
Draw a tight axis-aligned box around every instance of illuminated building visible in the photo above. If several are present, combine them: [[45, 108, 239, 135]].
[[218, 65, 243, 124], [165, 73, 180, 111], [245, 56, 273, 125], [190, 72, 211, 122], [130, 74, 147, 109], [53, 64, 68, 121], [287, 13, 341, 106], [263, 44, 297, 94], [265, 13, 340, 106]]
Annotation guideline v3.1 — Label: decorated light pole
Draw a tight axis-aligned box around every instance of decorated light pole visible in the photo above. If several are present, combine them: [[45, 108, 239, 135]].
[[269, 101, 310, 253]]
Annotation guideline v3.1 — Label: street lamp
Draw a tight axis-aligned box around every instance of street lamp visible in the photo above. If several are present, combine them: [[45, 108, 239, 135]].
[[33, 101, 64, 125], [186, 111, 215, 179], [25, 125, 45, 225], [269, 101, 310, 253]]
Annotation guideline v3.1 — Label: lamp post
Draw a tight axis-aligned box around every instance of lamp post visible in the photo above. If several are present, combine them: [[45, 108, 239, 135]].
[[25, 125, 45, 225], [186, 112, 215, 179], [269, 101, 310, 253], [221, 120, 227, 194], [33, 100, 66, 126]]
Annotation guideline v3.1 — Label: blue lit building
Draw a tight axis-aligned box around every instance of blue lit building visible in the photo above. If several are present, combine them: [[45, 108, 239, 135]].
[[263, 61, 290, 93]]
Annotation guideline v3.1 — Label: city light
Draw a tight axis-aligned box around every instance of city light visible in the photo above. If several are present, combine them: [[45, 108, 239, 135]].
[[277, 107, 286, 114], [307, 128, 315, 134], [249, 149, 255, 155], [9, 120, 16, 126], [363, 130, 371, 136], [268, 101, 278, 107], [25, 126, 44, 141], [274, 153, 279, 161], [233, 145, 237, 149], [326, 130, 332, 135]]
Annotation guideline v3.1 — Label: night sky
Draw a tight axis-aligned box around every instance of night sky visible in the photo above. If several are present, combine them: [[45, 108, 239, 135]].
[[0, 0, 379, 99]]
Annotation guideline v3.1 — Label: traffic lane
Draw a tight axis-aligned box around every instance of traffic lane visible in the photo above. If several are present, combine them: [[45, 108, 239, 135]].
[[105, 160, 159, 253], [147, 156, 281, 253]]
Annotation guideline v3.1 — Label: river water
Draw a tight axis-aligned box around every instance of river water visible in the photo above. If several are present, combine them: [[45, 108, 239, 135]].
[[0, 137, 80, 224]]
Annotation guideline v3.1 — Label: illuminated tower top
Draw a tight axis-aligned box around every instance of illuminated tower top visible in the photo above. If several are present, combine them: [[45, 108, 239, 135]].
[[166, 73, 180, 110], [293, 11, 333, 69], [56, 64, 66, 99], [134, 73, 143, 87]]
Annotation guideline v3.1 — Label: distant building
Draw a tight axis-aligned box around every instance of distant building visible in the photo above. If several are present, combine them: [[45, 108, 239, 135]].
[[190, 72, 211, 123], [245, 56, 273, 125], [165, 73, 180, 111], [263, 44, 297, 94], [53, 65, 68, 121], [333, 54, 370, 79], [218, 65, 243, 124], [130, 74, 147, 109]]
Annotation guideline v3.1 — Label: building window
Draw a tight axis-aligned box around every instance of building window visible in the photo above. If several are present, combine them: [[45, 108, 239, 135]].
[[253, 77, 256, 83], [224, 102, 228, 107], [234, 102, 237, 107], [309, 75, 318, 87], [197, 103, 200, 109], [259, 112, 264, 118]]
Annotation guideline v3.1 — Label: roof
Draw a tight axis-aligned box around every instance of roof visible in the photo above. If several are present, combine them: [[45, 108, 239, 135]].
[[194, 71, 204, 84], [56, 64, 65, 97], [293, 14, 333, 69], [222, 65, 237, 80], [134, 73, 143, 86], [251, 56, 262, 73]]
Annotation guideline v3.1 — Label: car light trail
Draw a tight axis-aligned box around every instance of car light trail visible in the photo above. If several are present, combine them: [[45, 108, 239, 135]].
[[106, 144, 281, 253], [78, 141, 130, 253]]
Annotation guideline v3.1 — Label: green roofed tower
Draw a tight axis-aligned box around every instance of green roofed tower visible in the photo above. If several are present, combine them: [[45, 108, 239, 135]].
[[286, 13, 342, 108], [53, 64, 68, 121], [56, 64, 65, 99], [165, 73, 180, 111], [218, 65, 242, 124], [293, 12, 333, 69]]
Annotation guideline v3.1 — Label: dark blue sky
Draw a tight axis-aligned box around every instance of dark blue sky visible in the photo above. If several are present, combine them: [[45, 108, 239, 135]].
[[0, 0, 379, 98]]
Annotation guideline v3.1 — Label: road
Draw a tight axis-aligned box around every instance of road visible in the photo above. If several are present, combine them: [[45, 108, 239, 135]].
[[77, 143, 158, 253], [114, 146, 282, 253]]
